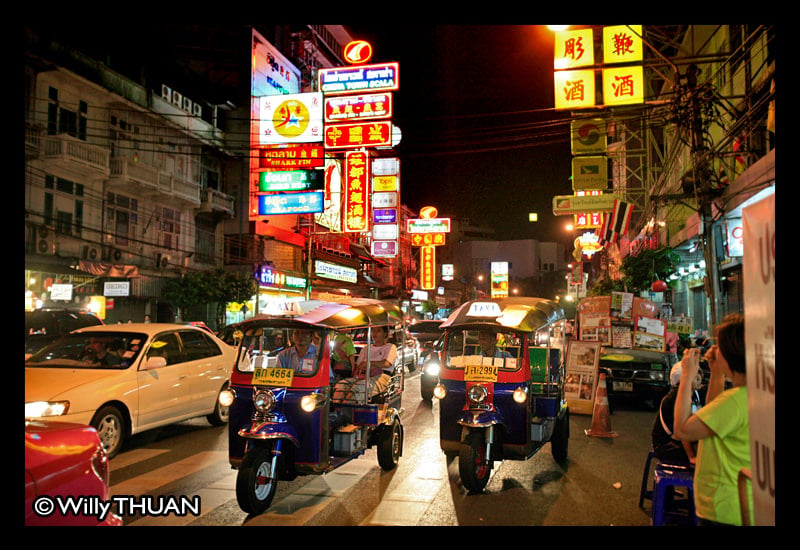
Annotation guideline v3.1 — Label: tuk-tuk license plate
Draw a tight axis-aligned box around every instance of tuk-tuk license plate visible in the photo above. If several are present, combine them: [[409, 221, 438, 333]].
[[612, 381, 633, 392], [464, 364, 498, 383], [253, 367, 294, 386]]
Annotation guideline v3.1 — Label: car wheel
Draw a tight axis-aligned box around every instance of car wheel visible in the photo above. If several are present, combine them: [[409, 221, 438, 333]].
[[91, 405, 126, 459], [207, 382, 230, 426]]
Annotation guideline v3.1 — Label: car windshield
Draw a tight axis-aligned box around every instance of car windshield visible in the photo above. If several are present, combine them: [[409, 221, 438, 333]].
[[444, 328, 523, 371], [25, 331, 147, 369]]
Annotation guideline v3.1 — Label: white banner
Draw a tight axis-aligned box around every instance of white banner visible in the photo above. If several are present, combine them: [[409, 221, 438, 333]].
[[743, 193, 775, 525]]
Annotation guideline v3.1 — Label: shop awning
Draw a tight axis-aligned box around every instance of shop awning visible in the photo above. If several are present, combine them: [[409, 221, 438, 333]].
[[76, 259, 139, 278]]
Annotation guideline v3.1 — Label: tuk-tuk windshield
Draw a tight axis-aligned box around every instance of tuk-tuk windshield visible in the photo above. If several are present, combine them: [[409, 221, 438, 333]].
[[235, 325, 324, 377], [444, 329, 523, 372]]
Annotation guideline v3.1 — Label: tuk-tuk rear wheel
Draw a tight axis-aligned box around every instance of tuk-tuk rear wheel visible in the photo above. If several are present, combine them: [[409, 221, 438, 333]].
[[459, 430, 492, 493], [377, 419, 402, 470], [236, 446, 280, 515], [550, 408, 569, 464]]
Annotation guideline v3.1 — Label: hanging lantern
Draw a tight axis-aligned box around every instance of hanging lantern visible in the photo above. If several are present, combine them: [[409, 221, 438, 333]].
[[651, 280, 668, 292]]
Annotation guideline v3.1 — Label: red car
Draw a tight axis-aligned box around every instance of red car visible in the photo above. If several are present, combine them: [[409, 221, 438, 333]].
[[25, 420, 122, 526]]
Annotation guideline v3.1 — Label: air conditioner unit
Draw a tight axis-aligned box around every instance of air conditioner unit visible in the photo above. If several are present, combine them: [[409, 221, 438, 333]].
[[36, 226, 55, 255], [112, 248, 124, 262], [156, 253, 170, 269], [82, 245, 101, 261]]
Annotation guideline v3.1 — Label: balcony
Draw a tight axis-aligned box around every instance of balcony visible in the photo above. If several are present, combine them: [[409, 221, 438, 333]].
[[108, 157, 159, 193], [36, 133, 110, 182], [196, 187, 235, 220]]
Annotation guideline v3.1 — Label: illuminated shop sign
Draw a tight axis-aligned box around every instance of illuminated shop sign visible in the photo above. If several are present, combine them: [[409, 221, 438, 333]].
[[420, 246, 436, 290], [257, 144, 324, 169], [324, 121, 392, 149], [343, 151, 370, 232], [258, 93, 323, 145], [602, 25, 643, 64], [373, 174, 397, 192], [372, 191, 397, 208], [324, 93, 393, 122], [318, 62, 399, 95], [554, 69, 596, 110], [251, 29, 301, 96], [343, 40, 373, 64], [373, 208, 397, 224], [256, 191, 324, 215], [490, 262, 509, 299], [602, 65, 644, 106], [410, 233, 446, 246], [255, 264, 307, 290], [372, 240, 397, 257], [315, 260, 358, 283], [372, 224, 398, 240], [258, 169, 324, 192], [407, 218, 451, 233]]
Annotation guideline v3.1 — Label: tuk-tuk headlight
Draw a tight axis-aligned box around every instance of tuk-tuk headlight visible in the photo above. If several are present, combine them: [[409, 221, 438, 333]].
[[467, 384, 488, 404], [219, 388, 236, 408], [253, 389, 276, 413], [513, 385, 528, 404], [433, 383, 447, 400], [300, 392, 327, 412]]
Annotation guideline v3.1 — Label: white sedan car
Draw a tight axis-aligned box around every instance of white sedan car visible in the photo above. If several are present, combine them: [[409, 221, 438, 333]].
[[25, 323, 236, 459]]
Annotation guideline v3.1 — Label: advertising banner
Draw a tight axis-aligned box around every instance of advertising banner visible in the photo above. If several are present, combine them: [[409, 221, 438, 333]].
[[565, 340, 600, 415], [258, 93, 323, 145]]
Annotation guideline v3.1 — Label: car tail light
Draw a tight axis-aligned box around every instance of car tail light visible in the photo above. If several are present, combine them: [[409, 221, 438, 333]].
[[91, 447, 111, 485]]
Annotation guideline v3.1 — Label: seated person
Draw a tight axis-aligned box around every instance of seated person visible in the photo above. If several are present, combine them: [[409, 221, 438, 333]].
[[477, 330, 512, 359], [333, 326, 397, 402], [83, 336, 122, 367], [277, 328, 318, 375], [331, 332, 357, 380], [651, 358, 704, 466]]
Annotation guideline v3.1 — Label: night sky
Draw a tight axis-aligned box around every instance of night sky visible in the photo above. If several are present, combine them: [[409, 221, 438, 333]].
[[347, 24, 575, 242]]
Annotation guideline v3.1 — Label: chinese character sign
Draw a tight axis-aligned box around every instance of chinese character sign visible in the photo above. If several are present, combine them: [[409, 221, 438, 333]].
[[554, 69, 596, 110], [602, 65, 644, 106], [420, 245, 436, 290], [603, 25, 643, 64], [343, 151, 370, 232], [554, 28, 595, 69], [258, 93, 323, 145]]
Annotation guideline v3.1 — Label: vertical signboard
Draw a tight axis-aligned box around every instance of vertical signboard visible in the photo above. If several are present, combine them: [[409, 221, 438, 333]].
[[743, 194, 775, 525], [420, 245, 436, 290], [343, 151, 370, 232]]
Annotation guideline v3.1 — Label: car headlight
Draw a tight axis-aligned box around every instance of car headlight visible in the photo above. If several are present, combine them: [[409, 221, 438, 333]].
[[423, 361, 440, 376], [649, 371, 666, 381], [25, 401, 69, 418], [219, 388, 236, 408], [253, 389, 276, 413], [467, 384, 488, 404], [433, 383, 447, 400], [513, 385, 528, 404]]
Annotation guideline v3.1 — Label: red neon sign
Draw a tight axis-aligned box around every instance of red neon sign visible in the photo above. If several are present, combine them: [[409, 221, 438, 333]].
[[324, 121, 392, 149], [343, 40, 373, 64], [343, 151, 370, 232]]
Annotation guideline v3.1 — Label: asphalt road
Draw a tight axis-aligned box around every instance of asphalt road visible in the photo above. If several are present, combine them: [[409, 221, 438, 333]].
[[110, 371, 659, 526]]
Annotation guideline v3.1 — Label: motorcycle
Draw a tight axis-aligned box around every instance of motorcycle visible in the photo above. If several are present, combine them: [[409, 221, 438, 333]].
[[433, 297, 570, 492], [219, 298, 406, 515]]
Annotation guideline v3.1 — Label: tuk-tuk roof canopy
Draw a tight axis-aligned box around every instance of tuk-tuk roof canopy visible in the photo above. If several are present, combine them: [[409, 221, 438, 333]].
[[440, 297, 565, 334], [236, 299, 404, 331]]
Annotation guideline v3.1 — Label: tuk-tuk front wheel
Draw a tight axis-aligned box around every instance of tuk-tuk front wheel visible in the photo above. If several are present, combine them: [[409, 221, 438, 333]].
[[236, 445, 280, 515], [459, 430, 493, 492], [377, 419, 403, 470]]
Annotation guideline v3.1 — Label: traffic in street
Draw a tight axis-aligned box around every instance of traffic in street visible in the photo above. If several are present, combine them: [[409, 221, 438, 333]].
[[108, 371, 655, 526]]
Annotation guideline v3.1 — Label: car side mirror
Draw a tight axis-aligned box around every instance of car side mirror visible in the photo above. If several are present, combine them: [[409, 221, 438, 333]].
[[144, 355, 167, 369]]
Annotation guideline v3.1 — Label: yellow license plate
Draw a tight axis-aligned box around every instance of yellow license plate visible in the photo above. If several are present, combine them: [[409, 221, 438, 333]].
[[252, 367, 294, 386], [463, 364, 498, 382]]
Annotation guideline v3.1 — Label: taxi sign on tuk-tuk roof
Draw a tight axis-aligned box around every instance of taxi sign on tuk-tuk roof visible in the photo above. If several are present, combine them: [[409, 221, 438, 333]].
[[441, 297, 565, 333], [261, 300, 327, 317]]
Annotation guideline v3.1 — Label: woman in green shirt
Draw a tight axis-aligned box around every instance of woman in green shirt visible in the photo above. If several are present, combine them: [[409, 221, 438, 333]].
[[673, 313, 753, 526]]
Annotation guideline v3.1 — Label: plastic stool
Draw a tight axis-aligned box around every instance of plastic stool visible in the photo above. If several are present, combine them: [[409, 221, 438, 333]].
[[638, 450, 657, 508], [651, 464, 698, 526]]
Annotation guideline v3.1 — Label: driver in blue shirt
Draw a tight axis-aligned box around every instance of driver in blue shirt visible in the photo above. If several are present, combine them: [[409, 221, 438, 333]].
[[277, 328, 318, 374], [477, 330, 512, 359]]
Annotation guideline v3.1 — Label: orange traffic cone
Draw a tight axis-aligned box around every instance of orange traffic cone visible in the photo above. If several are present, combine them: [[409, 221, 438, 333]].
[[585, 373, 618, 438]]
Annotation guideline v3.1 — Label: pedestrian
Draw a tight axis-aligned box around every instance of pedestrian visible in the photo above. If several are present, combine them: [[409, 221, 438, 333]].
[[144, 314, 151, 323], [651, 358, 703, 466], [673, 313, 752, 526]]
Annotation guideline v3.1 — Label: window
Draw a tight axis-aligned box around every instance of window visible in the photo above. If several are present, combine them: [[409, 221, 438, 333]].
[[46, 87, 87, 140], [159, 207, 181, 250], [106, 192, 138, 246], [43, 175, 84, 237], [147, 332, 183, 366], [180, 330, 221, 361]]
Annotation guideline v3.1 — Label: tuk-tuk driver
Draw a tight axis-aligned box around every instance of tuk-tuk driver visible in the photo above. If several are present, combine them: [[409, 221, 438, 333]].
[[277, 328, 318, 375], [478, 330, 512, 359]]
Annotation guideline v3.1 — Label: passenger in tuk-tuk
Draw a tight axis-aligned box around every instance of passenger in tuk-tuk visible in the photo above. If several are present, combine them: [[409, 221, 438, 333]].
[[477, 330, 512, 359], [332, 331, 357, 381], [277, 328, 318, 375], [333, 325, 397, 402]]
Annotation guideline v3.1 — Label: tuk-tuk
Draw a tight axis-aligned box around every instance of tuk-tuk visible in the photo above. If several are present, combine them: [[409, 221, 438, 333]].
[[433, 297, 569, 492], [219, 298, 406, 515]]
